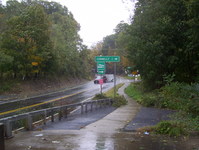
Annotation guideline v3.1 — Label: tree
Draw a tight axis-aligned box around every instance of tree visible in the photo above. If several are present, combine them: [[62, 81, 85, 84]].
[[1, 5, 53, 79], [126, 0, 190, 89]]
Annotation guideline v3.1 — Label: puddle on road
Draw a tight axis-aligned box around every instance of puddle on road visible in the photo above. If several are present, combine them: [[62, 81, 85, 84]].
[[6, 131, 199, 150], [73, 132, 199, 150]]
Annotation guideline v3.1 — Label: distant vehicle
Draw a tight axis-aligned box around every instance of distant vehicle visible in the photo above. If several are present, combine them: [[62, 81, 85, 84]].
[[94, 75, 107, 84]]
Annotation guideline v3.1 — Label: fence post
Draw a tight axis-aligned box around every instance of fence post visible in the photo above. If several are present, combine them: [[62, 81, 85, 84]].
[[0, 123, 5, 150], [5, 120, 12, 138]]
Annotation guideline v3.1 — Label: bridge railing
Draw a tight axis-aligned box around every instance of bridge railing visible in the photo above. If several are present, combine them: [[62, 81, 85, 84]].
[[0, 98, 113, 138]]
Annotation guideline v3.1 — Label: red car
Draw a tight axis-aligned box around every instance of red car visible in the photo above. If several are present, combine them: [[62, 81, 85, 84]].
[[94, 76, 107, 84]]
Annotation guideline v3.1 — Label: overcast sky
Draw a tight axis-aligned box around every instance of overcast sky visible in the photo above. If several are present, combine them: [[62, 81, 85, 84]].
[[2, 0, 135, 47]]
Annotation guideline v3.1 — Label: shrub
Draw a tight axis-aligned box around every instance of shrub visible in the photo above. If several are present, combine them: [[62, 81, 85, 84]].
[[112, 95, 127, 107], [92, 93, 108, 100], [155, 121, 187, 137]]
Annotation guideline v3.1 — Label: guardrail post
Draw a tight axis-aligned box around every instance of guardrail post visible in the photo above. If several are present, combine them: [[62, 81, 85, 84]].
[[5, 120, 12, 138], [100, 100, 102, 108], [85, 103, 88, 113], [81, 103, 84, 114], [0, 123, 5, 150], [58, 109, 62, 121], [51, 110, 54, 122], [64, 107, 68, 118], [44, 110, 47, 125], [26, 114, 33, 131], [96, 101, 98, 109], [91, 102, 93, 112], [109, 99, 113, 106]]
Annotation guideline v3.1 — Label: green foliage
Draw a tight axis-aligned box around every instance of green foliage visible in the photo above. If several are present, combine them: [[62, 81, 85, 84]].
[[93, 93, 108, 100], [114, 0, 199, 90], [0, 79, 17, 93], [154, 121, 187, 137], [105, 83, 124, 98], [0, 0, 91, 83], [93, 83, 127, 107], [124, 82, 143, 103], [112, 95, 127, 107]]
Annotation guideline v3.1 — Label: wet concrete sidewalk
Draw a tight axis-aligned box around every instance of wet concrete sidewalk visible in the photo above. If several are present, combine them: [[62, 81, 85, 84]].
[[5, 82, 199, 150]]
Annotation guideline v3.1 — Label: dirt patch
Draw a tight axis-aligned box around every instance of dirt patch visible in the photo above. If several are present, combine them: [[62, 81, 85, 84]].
[[0, 77, 88, 100]]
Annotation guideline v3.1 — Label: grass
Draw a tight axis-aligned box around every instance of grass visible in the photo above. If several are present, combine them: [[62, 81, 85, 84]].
[[0, 79, 18, 93], [124, 82, 143, 102], [104, 83, 124, 98]]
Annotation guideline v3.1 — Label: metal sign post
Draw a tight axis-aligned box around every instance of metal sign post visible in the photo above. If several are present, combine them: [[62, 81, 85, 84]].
[[114, 62, 116, 98], [99, 79, 103, 94]]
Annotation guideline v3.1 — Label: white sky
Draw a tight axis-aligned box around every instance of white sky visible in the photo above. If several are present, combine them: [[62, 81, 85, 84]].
[[2, 0, 135, 47]]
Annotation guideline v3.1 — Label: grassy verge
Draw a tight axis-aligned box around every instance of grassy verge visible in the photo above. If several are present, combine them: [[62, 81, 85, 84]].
[[123, 75, 142, 80], [93, 83, 127, 107], [104, 83, 124, 98], [125, 82, 199, 137]]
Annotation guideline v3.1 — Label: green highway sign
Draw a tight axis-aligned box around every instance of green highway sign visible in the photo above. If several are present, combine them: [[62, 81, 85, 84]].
[[95, 56, 120, 62], [97, 62, 105, 74], [98, 70, 105, 74], [97, 62, 105, 71]]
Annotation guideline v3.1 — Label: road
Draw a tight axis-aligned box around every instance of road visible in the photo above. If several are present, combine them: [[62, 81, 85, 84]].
[[0, 76, 128, 118]]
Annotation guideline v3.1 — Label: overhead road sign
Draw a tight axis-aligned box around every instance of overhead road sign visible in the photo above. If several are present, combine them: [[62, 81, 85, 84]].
[[95, 56, 120, 62]]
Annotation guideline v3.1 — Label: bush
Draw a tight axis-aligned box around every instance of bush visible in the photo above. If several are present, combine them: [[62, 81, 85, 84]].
[[92, 93, 108, 100], [112, 95, 127, 107], [155, 121, 187, 137]]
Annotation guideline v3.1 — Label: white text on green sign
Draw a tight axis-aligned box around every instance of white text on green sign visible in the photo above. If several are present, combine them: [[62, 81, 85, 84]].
[[95, 56, 120, 62], [97, 62, 105, 71], [98, 70, 105, 74]]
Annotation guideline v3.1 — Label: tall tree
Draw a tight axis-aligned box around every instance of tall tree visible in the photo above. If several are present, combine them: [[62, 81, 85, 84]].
[[126, 0, 190, 89], [1, 4, 53, 78]]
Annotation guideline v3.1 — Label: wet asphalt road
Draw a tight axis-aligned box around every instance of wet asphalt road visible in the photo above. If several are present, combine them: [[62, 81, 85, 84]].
[[0, 77, 127, 118]]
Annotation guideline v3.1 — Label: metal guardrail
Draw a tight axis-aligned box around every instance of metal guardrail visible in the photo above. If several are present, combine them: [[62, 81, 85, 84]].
[[0, 98, 113, 138]]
